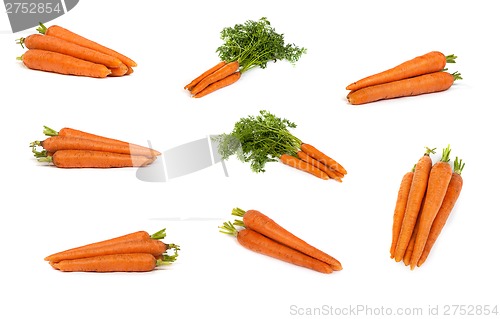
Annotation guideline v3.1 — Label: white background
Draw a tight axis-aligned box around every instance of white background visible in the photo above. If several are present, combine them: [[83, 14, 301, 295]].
[[1, 0, 499, 318]]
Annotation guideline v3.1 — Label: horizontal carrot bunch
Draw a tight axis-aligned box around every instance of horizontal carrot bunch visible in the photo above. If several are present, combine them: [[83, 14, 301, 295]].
[[30, 126, 161, 168], [45, 229, 180, 272], [390, 145, 465, 269], [220, 208, 342, 274], [184, 17, 306, 98], [213, 110, 347, 181], [346, 51, 461, 105], [16, 23, 137, 78]]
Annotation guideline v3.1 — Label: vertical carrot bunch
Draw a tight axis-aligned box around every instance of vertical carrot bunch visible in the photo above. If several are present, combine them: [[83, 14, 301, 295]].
[[346, 51, 461, 105], [16, 23, 136, 78], [45, 229, 180, 272], [390, 145, 465, 269], [219, 208, 342, 274], [30, 125, 161, 168]]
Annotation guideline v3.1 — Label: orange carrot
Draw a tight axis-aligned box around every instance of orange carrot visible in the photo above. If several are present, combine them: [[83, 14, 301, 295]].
[[45, 229, 166, 262], [51, 253, 164, 272], [36, 150, 155, 168], [346, 51, 456, 91], [297, 151, 343, 182], [409, 145, 453, 269], [300, 143, 347, 175], [37, 23, 137, 68], [280, 154, 329, 180], [417, 157, 464, 267], [393, 147, 434, 262], [43, 126, 161, 157], [220, 222, 333, 274], [32, 135, 158, 158], [193, 71, 241, 98], [347, 71, 462, 105], [18, 49, 110, 78], [190, 61, 240, 96], [390, 170, 414, 258], [108, 62, 129, 77], [18, 34, 123, 68], [185, 61, 227, 91], [233, 208, 342, 270], [403, 198, 424, 266]]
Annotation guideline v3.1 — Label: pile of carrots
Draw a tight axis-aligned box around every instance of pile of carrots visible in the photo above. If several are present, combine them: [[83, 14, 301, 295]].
[[45, 229, 179, 272], [390, 145, 464, 269], [17, 23, 136, 78], [30, 126, 161, 168], [346, 51, 461, 105], [220, 208, 342, 274]]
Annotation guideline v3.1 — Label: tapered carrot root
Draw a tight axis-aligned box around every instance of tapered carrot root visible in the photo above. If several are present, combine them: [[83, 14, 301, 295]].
[[19, 49, 111, 78], [390, 170, 414, 258], [347, 71, 461, 105], [108, 63, 129, 77], [297, 151, 343, 182], [37, 150, 155, 168], [51, 253, 160, 272], [190, 61, 240, 96], [193, 71, 241, 98], [300, 143, 347, 175], [280, 154, 329, 180], [185, 61, 227, 91]]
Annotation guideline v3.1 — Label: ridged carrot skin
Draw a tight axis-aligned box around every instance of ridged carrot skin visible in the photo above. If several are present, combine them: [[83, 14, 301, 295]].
[[46, 150, 155, 168], [346, 51, 454, 91], [390, 171, 414, 258], [20, 49, 110, 78], [51, 253, 158, 272]]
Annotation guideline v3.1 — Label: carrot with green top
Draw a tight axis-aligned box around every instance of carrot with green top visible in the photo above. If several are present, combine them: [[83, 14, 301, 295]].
[[346, 51, 457, 91], [35, 150, 155, 168], [409, 145, 453, 269]]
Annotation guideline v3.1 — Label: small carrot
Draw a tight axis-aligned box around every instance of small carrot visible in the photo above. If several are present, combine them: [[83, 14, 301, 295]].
[[280, 154, 330, 180], [220, 222, 334, 274], [190, 61, 240, 96], [35, 150, 155, 168], [297, 151, 343, 182], [390, 170, 414, 258], [185, 61, 227, 91], [346, 51, 457, 91], [417, 157, 464, 267], [193, 71, 241, 98], [42, 126, 161, 157], [347, 71, 462, 105], [31, 135, 158, 158], [108, 62, 129, 77], [409, 146, 453, 269], [37, 23, 137, 68], [17, 34, 124, 68], [18, 49, 110, 78], [50, 253, 169, 272], [232, 208, 342, 270], [300, 143, 347, 175], [45, 229, 166, 262], [394, 147, 435, 262]]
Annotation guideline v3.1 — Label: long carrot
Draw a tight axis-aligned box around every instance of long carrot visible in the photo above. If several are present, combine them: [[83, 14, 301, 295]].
[[220, 222, 333, 274], [32, 135, 158, 158], [346, 51, 457, 91], [417, 157, 464, 267], [36, 150, 155, 168], [390, 170, 414, 259], [37, 23, 137, 68], [193, 71, 241, 98], [347, 71, 462, 105], [393, 147, 434, 262], [403, 197, 424, 266], [300, 143, 347, 175], [409, 145, 453, 269], [45, 229, 166, 262], [185, 61, 227, 91], [280, 154, 330, 180], [17, 34, 124, 69], [190, 61, 240, 96], [297, 151, 343, 182], [51, 253, 168, 272], [18, 49, 110, 78], [232, 208, 342, 270], [43, 126, 161, 157]]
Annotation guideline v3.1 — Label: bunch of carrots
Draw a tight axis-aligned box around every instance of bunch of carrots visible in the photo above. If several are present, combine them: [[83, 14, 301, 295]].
[[346, 51, 461, 105], [220, 208, 342, 274], [45, 229, 179, 272], [16, 23, 136, 78], [390, 145, 465, 269], [30, 126, 161, 168]]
